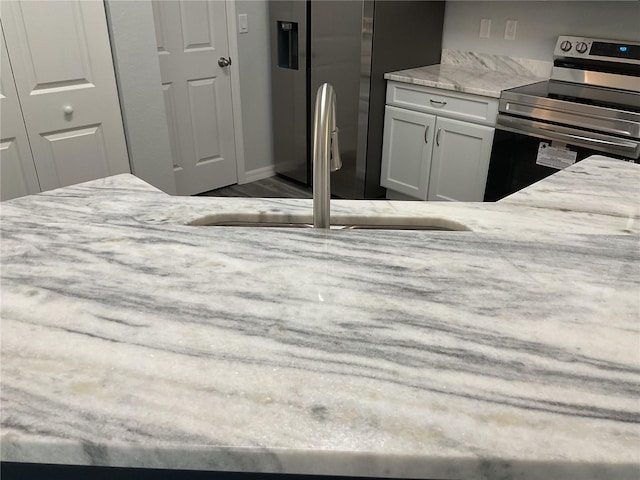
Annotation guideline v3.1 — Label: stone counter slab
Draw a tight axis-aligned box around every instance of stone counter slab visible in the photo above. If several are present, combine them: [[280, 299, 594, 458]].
[[2, 229, 638, 478], [384, 64, 544, 98], [1, 157, 639, 479]]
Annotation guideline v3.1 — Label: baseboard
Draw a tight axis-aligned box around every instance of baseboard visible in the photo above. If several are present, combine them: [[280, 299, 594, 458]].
[[241, 165, 276, 184]]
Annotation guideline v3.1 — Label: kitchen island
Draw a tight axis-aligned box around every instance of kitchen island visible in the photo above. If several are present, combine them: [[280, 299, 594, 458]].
[[1, 155, 639, 479]]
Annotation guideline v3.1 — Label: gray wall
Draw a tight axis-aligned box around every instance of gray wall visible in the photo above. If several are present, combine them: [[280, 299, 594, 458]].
[[442, 1, 640, 62], [236, 0, 274, 175], [104, 0, 176, 194]]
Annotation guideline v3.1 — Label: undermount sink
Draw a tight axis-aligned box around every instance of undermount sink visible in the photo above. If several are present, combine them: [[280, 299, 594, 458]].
[[187, 214, 470, 231]]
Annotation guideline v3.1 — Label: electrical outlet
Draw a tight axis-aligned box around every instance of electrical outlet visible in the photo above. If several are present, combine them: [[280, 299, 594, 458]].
[[504, 19, 517, 40], [479, 19, 491, 38]]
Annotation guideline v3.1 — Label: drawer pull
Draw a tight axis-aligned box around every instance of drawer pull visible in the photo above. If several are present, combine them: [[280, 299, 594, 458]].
[[424, 124, 430, 144], [436, 128, 442, 146], [430, 99, 447, 106]]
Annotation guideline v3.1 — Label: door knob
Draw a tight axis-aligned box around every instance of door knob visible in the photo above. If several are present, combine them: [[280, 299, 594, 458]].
[[218, 57, 231, 68], [63, 105, 74, 115]]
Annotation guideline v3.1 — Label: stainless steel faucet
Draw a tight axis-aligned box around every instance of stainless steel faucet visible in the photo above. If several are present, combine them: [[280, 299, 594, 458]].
[[312, 83, 342, 229]]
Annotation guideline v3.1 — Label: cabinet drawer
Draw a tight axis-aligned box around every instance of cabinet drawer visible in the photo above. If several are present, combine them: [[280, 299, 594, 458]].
[[386, 81, 498, 126]]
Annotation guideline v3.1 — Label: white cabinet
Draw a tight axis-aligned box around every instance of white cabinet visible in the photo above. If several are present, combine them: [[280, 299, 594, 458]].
[[427, 117, 494, 201], [0, 0, 129, 201], [381, 81, 496, 201], [380, 106, 435, 199]]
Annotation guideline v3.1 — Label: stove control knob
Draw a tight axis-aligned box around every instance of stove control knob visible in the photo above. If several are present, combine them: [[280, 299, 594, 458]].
[[560, 40, 572, 52], [576, 42, 588, 54]]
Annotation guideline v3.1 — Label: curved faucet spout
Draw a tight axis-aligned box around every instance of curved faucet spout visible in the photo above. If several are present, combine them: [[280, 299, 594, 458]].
[[313, 83, 342, 229]]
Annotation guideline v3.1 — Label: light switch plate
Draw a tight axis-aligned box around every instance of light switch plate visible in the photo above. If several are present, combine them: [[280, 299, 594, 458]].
[[238, 13, 248, 34], [480, 19, 491, 38], [505, 19, 517, 40]]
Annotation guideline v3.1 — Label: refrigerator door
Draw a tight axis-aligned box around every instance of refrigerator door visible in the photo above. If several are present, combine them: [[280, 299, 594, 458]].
[[310, 0, 364, 198], [361, 1, 444, 199], [269, 0, 444, 198], [270, 1, 309, 184]]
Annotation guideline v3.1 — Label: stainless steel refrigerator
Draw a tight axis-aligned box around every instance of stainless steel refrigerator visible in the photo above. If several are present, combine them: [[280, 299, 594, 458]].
[[269, 0, 444, 199]]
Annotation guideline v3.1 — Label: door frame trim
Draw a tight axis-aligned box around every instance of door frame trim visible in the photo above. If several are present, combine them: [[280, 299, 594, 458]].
[[225, 0, 246, 184]]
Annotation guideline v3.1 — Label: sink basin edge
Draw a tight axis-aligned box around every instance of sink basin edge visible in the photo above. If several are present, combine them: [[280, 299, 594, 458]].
[[186, 212, 470, 231]]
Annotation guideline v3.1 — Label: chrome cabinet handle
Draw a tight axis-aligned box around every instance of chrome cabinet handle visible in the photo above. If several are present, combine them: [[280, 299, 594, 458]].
[[218, 57, 232, 67], [436, 128, 442, 146], [430, 99, 447, 106], [424, 124, 430, 143]]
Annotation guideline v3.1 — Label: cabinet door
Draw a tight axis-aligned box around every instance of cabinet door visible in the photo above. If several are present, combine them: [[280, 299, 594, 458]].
[[0, 21, 40, 201], [380, 105, 435, 199], [0, 0, 129, 192], [428, 117, 494, 202]]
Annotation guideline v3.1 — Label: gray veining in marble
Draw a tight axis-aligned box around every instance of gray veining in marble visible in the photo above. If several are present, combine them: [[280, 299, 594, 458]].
[[1, 156, 639, 479], [441, 49, 553, 78]]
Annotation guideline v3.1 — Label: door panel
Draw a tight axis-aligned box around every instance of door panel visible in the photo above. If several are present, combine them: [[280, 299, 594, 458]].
[[179, 1, 216, 51], [0, 138, 38, 201], [188, 78, 222, 165], [0, 21, 40, 201], [161, 83, 181, 169], [16, 1, 93, 92], [152, 0, 237, 195], [151, 1, 167, 53], [1, 0, 129, 191], [40, 125, 109, 190]]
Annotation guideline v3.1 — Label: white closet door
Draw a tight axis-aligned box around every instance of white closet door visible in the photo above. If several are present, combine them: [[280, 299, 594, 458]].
[[152, 0, 237, 195], [0, 0, 129, 192], [0, 21, 40, 201]]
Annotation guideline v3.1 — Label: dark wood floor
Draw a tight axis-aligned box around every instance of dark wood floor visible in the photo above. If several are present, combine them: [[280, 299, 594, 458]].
[[199, 175, 312, 199]]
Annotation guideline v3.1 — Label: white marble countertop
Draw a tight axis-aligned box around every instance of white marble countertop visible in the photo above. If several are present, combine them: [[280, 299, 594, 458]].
[[1, 156, 639, 479], [384, 64, 545, 98]]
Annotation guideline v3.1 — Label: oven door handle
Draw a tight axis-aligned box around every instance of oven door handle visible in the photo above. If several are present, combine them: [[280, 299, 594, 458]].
[[496, 115, 640, 156], [563, 132, 637, 150]]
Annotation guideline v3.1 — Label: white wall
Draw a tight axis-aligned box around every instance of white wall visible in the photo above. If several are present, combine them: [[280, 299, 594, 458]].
[[104, 0, 176, 194], [443, 1, 640, 61], [235, 0, 275, 177]]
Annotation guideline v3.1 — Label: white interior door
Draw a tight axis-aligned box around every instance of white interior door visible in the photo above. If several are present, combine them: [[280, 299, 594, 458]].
[[0, 22, 40, 201], [0, 0, 129, 192], [152, 0, 238, 195]]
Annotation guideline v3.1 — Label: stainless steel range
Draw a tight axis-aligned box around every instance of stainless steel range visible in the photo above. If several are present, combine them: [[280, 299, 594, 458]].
[[484, 35, 640, 201]]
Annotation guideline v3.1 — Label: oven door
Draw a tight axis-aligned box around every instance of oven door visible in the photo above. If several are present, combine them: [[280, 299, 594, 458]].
[[484, 115, 640, 201]]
